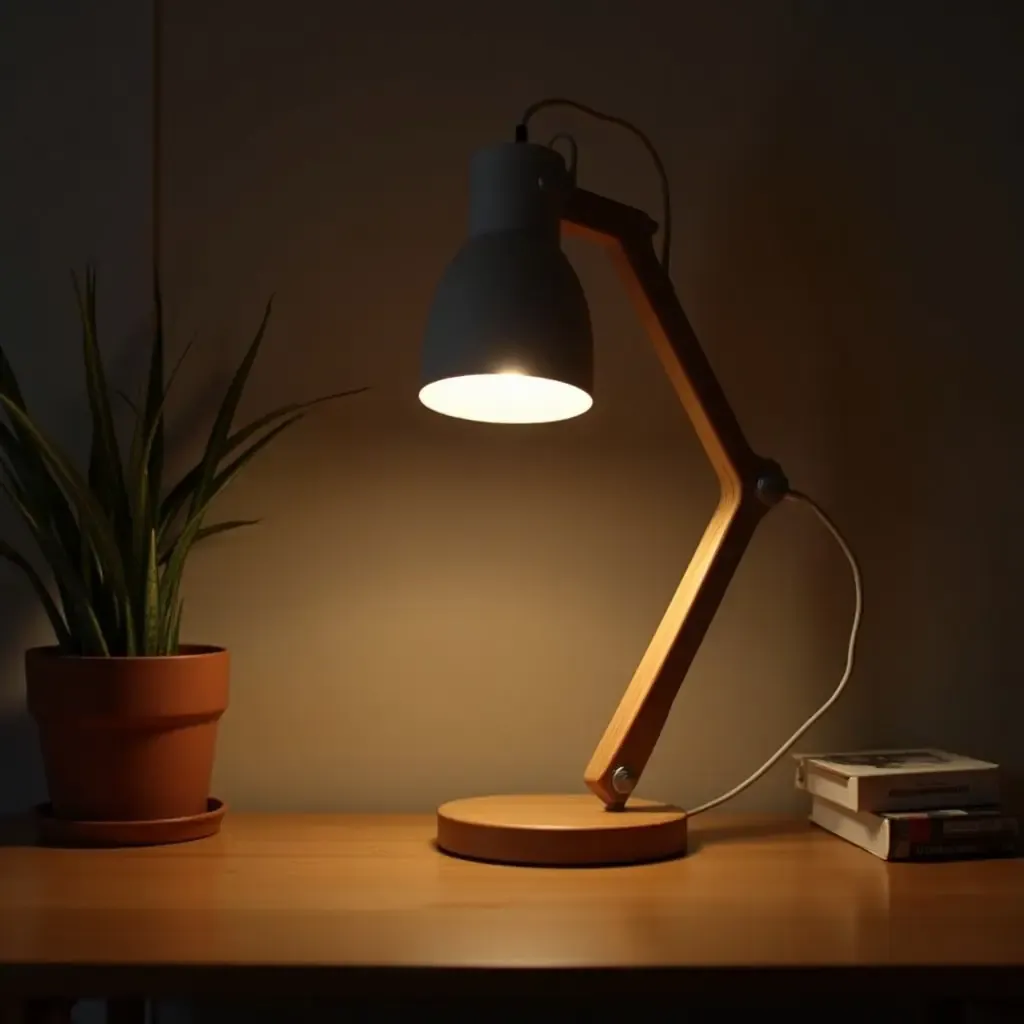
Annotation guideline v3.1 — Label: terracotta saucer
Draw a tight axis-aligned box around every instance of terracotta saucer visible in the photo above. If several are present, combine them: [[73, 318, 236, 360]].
[[33, 797, 226, 847]]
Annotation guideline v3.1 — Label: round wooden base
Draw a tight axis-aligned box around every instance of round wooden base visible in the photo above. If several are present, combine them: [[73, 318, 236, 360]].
[[436, 793, 688, 866]]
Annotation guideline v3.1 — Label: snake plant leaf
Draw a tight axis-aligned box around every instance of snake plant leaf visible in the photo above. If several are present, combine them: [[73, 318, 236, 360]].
[[143, 527, 160, 654], [199, 414, 303, 517], [73, 271, 129, 537], [165, 414, 302, 565], [0, 469, 121, 655], [2, 275, 363, 655], [0, 479, 107, 655], [0, 394, 135, 651], [0, 466, 85, 637], [159, 518, 260, 565], [127, 335, 193, 631], [210, 386, 368, 469], [187, 298, 274, 524], [144, 275, 165, 518], [76, 270, 137, 649], [169, 596, 184, 653], [0, 342, 28, 409], [0, 396, 120, 569], [126, 386, 150, 648], [157, 554, 184, 656], [134, 334, 197, 495], [193, 518, 261, 544], [0, 539, 73, 650], [0, 352, 84, 573], [126, 329, 197, 497], [157, 509, 206, 648], [158, 386, 366, 537], [116, 390, 139, 416], [0, 406, 124, 654], [0, 425, 85, 629], [159, 414, 303, 630], [126, 333, 195, 614]]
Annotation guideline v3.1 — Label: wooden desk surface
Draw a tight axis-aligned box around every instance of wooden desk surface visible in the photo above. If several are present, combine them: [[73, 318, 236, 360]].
[[1, 812, 1023, 999]]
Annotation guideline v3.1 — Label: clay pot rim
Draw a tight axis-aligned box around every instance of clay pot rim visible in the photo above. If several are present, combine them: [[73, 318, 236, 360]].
[[27, 644, 227, 664]]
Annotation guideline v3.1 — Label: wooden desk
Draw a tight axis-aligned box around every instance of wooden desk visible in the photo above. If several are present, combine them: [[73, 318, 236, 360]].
[[1, 812, 1023, 1021]]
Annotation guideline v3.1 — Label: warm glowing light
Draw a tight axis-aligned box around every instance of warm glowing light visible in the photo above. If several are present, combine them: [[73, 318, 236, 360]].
[[419, 373, 593, 424]]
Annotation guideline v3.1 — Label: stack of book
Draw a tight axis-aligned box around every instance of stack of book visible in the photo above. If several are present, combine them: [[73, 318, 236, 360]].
[[794, 748, 1020, 861]]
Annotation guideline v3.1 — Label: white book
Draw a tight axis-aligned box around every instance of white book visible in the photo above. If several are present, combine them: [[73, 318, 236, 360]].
[[809, 797, 1020, 861], [794, 748, 999, 813]]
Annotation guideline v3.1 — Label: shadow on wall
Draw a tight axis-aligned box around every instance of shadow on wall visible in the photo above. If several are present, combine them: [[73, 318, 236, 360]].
[[0, 0, 153, 813], [688, 5, 1024, 772]]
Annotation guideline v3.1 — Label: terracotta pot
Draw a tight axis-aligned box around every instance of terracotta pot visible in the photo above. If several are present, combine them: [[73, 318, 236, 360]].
[[26, 645, 229, 823]]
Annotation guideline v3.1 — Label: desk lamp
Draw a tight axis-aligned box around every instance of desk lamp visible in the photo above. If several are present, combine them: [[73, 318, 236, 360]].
[[420, 99, 862, 866]]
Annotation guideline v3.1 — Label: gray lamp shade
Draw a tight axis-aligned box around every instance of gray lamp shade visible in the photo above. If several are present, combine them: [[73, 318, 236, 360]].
[[420, 143, 594, 423]]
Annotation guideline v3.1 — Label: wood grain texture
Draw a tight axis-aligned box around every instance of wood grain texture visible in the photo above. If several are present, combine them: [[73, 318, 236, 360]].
[[436, 794, 687, 865], [1, 812, 1023, 1001], [562, 187, 782, 806]]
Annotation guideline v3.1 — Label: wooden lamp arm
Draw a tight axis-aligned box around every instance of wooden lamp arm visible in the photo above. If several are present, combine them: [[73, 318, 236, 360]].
[[561, 188, 789, 808]]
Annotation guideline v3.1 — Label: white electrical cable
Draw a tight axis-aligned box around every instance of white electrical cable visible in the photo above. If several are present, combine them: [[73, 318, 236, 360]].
[[687, 489, 864, 816]]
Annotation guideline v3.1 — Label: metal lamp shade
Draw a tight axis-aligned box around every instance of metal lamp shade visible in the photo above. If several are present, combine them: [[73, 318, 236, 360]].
[[420, 143, 594, 424]]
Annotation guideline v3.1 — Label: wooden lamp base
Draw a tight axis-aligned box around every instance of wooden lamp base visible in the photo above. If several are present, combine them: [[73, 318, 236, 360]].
[[436, 794, 688, 866]]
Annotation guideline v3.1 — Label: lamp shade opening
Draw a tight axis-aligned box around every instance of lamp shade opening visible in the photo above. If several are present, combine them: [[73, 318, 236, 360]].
[[419, 373, 592, 424]]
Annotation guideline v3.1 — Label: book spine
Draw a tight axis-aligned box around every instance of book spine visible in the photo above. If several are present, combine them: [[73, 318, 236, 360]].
[[891, 814, 1018, 843], [862, 772, 999, 812], [889, 813, 1019, 859], [896, 836, 1019, 861]]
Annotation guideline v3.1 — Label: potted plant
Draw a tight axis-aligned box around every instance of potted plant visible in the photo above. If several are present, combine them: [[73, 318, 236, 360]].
[[1, 272, 362, 844]]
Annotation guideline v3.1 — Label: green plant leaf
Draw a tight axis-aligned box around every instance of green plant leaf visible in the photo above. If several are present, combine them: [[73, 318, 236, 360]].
[[157, 511, 204, 652], [116, 390, 139, 417], [0, 478, 107, 655], [1, 274, 361, 656], [198, 414, 302, 516], [0, 426, 91, 643], [186, 298, 274, 525], [159, 386, 366, 538], [134, 334, 196, 496], [0, 333, 30, 410], [73, 270, 128, 531], [166, 416, 301, 565], [0, 349, 84, 577], [169, 596, 184, 653], [0, 394, 133, 651], [128, 332, 197, 648], [158, 414, 303, 636], [0, 539, 72, 650], [156, 567, 171, 654], [208, 386, 367, 467], [73, 270, 137, 649], [159, 518, 260, 564], [145, 274, 166, 518], [194, 517, 261, 544], [144, 527, 160, 654]]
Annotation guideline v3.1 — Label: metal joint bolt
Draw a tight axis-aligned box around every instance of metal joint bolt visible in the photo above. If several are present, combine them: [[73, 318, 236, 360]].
[[611, 766, 636, 795]]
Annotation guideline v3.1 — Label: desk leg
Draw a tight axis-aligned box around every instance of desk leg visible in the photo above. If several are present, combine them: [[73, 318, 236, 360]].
[[107, 999, 147, 1024]]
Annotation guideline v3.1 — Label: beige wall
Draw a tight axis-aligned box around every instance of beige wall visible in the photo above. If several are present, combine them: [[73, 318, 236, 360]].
[[2, 2, 1021, 815]]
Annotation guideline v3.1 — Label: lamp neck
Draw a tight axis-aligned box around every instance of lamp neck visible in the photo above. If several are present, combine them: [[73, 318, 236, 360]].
[[468, 143, 569, 242]]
